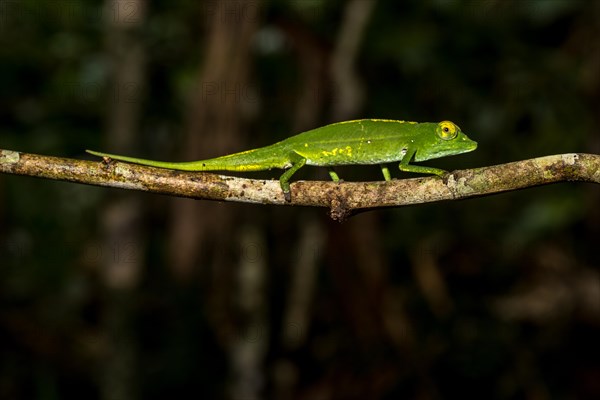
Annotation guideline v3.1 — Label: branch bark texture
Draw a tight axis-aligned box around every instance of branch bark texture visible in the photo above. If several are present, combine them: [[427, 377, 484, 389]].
[[1, 149, 599, 221]]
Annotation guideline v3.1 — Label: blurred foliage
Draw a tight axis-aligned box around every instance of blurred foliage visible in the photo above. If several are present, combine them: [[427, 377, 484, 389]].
[[1, 0, 599, 399]]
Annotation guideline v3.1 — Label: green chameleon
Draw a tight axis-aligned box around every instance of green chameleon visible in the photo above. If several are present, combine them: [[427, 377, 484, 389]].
[[87, 119, 477, 201]]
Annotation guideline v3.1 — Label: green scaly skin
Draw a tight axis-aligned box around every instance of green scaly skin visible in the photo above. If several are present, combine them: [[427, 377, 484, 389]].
[[87, 119, 477, 201]]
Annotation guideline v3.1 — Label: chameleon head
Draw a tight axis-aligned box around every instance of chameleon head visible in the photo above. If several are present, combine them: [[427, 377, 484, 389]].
[[414, 120, 478, 162]]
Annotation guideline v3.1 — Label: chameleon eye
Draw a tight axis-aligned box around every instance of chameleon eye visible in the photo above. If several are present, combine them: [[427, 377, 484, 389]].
[[437, 121, 459, 140]]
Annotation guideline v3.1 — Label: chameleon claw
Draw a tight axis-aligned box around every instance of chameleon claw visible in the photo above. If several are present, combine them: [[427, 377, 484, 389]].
[[284, 191, 291, 202]]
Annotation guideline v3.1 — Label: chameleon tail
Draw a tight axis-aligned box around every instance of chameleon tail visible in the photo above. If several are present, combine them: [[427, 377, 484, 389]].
[[85, 150, 212, 171], [86, 147, 286, 172]]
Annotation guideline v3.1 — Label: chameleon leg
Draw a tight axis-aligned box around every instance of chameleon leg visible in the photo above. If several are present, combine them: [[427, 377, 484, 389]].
[[328, 168, 340, 182], [398, 147, 447, 176], [279, 154, 306, 201], [380, 165, 391, 181]]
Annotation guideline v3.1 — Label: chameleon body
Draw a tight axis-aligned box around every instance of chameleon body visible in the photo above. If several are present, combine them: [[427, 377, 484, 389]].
[[87, 119, 477, 201]]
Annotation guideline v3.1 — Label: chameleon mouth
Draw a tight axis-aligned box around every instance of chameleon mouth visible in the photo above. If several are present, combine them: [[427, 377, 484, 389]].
[[462, 137, 478, 152], [452, 139, 477, 156]]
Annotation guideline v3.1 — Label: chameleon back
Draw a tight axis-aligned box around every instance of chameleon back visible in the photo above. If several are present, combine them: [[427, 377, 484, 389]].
[[286, 119, 427, 166]]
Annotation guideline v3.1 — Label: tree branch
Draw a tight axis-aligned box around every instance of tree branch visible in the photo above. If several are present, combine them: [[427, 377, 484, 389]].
[[1, 149, 599, 221]]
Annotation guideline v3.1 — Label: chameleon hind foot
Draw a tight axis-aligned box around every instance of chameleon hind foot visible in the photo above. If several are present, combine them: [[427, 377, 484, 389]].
[[279, 155, 307, 202]]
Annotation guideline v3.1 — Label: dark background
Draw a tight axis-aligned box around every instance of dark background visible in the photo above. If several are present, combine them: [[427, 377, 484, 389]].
[[1, 1, 599, 399]]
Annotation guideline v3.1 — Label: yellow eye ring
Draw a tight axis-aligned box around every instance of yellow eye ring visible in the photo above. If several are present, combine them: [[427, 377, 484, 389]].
[[437, 121, 459, 140]]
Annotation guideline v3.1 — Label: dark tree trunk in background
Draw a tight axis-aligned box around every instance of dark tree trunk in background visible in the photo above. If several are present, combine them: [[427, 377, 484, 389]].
[[100, 0, 147, 399], [166, 1, 265, 399]]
